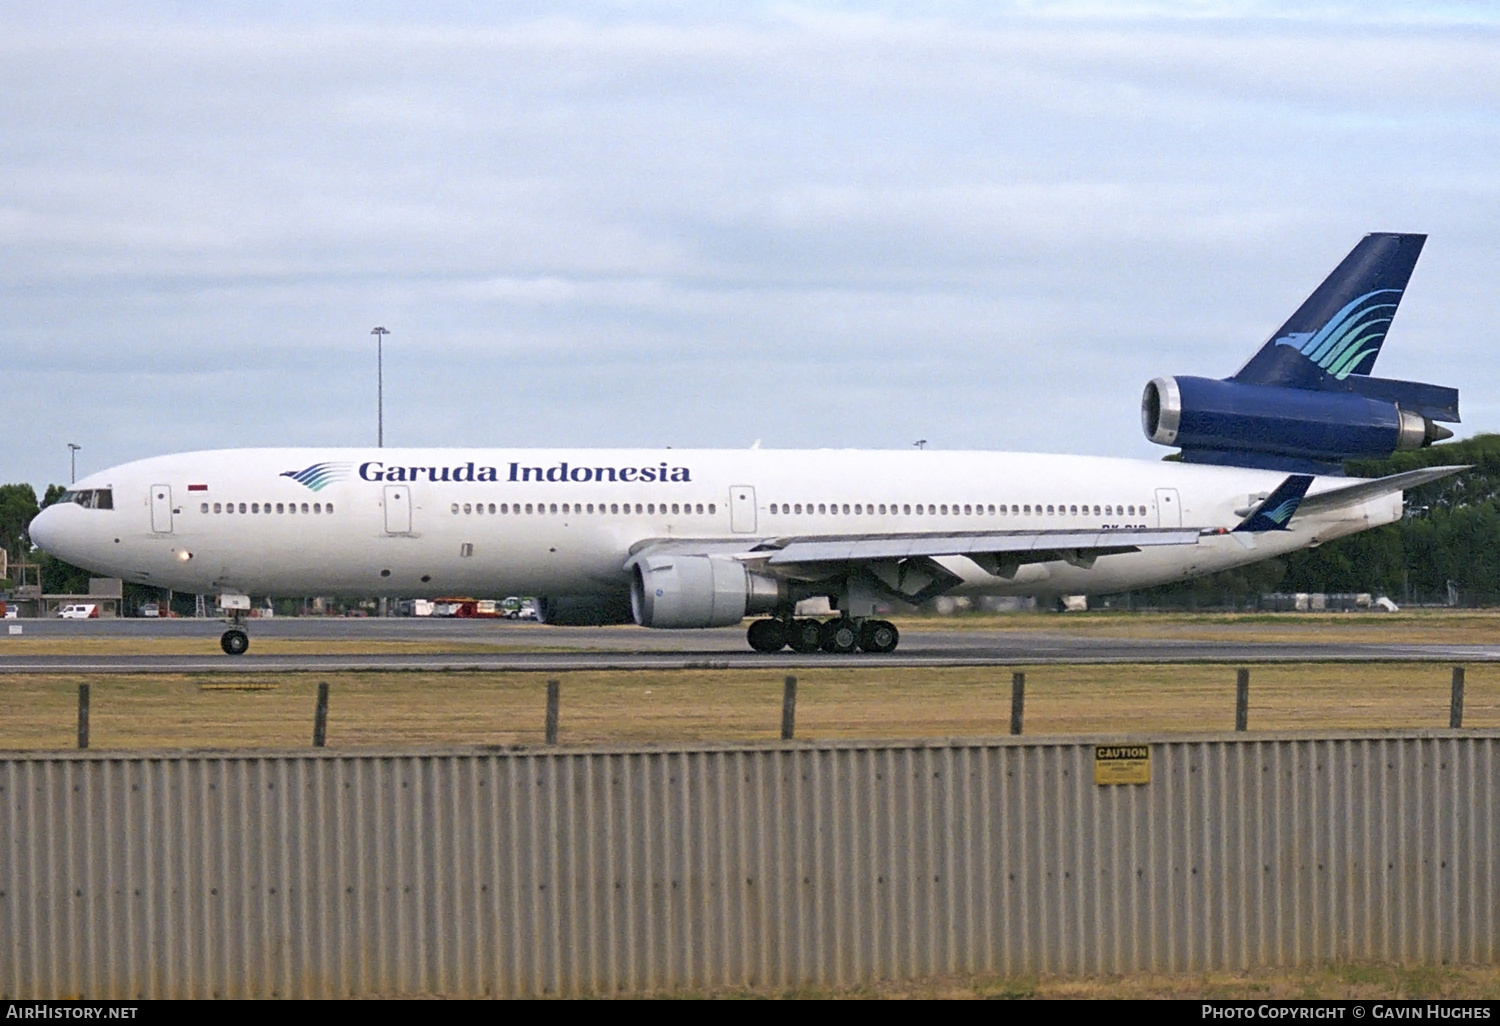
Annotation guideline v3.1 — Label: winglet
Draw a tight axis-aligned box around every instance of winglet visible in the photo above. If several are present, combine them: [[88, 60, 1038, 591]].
[[1234, 475, 1315, 532]]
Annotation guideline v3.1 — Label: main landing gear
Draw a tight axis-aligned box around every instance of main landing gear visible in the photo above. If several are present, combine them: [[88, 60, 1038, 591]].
[[746, 617, 900, 654]]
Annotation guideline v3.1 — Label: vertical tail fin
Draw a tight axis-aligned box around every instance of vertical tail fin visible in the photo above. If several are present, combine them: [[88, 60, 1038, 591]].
[[1232, 233, 1426, 389]]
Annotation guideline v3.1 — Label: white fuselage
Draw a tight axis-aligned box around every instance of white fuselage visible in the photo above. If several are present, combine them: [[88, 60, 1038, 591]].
[[29, 447, 1400, 606]]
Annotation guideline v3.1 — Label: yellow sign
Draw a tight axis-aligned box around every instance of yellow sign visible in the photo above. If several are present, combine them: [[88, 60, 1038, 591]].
[[1094, 745, 1150, 785]]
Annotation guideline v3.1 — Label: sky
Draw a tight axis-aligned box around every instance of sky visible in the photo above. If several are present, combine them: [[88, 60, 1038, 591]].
[[3, 2, 1499, 494]]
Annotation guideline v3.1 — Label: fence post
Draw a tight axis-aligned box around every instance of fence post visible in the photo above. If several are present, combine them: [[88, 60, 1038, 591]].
[[77, 684, 89, 750], [1235, 668, 1250, 732], [1009, 672, 1025, 736], [781, 675, 797, 741], [545, 679, 560, 745], [312, 681, 329, 747], [1451, 666, 1465, 729]]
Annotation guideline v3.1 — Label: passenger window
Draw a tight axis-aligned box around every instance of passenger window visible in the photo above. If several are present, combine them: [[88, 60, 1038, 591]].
[[673, 503, 681, 514], [1128, 505, 1136, 516], [488, 503, 496, 514], [794, 504, 802, 514], [548, 503, 556, 514], [708, 503, 716, 514], [273, 503, 281, 514], [500, 503, 509, 514], [878, 504, 886, 515], [213, 503, 222, 513], [251, 503, 259, 513], [452, 504, 460, 514], [326, 503, 333, 514], [312, 503, 321, 514], [839, 504, 847, 514], [1069, 505, 1076, 515], [817, 504, 825, 514], [696, 504, 704, 514], [525, 504, 534, 514]]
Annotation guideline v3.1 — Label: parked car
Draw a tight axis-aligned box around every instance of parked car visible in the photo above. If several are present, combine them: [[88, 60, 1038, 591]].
[[139, 602, 160, 618], [58, 604, 99, 619]]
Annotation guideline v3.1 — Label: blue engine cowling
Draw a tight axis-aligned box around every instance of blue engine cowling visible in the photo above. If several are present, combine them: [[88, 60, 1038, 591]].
[[1142, 376, 1449, 468]]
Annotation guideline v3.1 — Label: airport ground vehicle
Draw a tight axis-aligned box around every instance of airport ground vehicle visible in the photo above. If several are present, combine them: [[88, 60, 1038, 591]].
[[57, 604, 99, 619]]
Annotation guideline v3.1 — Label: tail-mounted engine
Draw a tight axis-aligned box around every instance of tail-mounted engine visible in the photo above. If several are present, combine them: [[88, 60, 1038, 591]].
[[1141, 233, 1458, 474], [1142, 375, 1454, 471]]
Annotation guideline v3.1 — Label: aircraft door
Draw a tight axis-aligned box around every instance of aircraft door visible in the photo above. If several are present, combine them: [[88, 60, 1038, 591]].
[[730, 485, 757, 533], [383, 484, 412, 534], [150, 484, 173, 534], [1155, 488, 1182, 528]]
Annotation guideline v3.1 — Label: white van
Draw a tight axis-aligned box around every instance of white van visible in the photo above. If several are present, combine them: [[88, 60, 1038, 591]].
[[58, 603, 98, 619]]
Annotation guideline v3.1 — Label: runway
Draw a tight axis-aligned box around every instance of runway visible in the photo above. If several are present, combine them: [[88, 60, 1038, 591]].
[[5, 617, 1500, 672]]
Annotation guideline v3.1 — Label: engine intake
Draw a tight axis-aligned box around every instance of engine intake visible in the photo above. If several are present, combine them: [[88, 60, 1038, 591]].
[[1142, 375, 1451, 466], [631, 555, 787, 629]]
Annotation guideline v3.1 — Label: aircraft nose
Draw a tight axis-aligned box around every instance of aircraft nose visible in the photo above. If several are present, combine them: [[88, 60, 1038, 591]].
[[28, 504, 62, 555]]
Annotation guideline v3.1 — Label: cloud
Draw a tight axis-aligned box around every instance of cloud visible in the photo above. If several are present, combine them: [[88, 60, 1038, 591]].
[[1, 4, 1497, 490]]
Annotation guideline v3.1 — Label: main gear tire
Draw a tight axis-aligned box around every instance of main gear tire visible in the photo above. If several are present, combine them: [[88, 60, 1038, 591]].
[[220, 629, 250, 656], [821, 619, 860, 654], [858, 619, 899, 654], [747, 618, 787, 653], [786, 619, 823, 653]]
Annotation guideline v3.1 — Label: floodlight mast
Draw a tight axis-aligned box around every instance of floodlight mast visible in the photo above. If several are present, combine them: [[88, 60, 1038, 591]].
[[371, 327, 390, 447]]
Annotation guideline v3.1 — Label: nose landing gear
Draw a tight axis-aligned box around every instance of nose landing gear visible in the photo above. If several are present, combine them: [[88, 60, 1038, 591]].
[[218, 593, 252, 656], [221, 627, 250, 655]]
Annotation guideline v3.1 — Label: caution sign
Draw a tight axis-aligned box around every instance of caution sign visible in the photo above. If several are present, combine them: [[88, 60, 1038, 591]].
[[1094, 745, 1150, 785]]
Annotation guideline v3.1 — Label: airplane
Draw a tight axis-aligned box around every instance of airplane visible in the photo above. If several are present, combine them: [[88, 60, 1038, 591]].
[[28, 232, 1466, 656]]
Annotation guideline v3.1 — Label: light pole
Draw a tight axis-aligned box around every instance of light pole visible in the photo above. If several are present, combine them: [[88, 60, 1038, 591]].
[[371, 327, 389, 447], [67, 443, 81, 483]]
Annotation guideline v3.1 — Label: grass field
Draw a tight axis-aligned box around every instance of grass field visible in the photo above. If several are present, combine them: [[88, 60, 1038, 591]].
[[678, 963, 1500, 999], [2, 660, 1492, 751]]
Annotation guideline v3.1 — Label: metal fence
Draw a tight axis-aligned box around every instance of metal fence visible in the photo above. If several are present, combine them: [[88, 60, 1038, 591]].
[[2, 733, 1497, 997]]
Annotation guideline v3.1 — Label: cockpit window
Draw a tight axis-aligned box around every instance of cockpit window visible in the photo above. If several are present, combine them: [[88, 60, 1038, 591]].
[[62, 489, 113, 510]]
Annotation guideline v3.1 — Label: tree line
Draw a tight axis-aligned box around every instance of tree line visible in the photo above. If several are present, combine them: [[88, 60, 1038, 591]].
[[1125, 433, 1500, 608]]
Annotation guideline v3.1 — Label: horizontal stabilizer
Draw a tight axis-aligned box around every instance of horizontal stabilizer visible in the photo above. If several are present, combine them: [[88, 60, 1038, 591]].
[[1234, 475, 1314, 532], [1334, 375, 1460, 423], [1298, 465, 1468, 517]]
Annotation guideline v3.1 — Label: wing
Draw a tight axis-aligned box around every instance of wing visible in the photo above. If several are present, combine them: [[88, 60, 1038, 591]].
[[626, 527, 1203, 607], [1298, 465, 1467, 517]]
